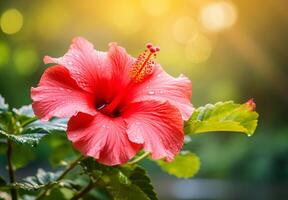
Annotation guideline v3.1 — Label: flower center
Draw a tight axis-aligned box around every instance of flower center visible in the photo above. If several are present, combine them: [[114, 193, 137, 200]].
[[99, 43, 160, 117]]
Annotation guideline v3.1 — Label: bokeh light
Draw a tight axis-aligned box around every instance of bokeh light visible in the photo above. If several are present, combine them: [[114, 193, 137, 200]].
[[173, 17, 198, 44], [185, 34, 212, 63], [13, 47, 38, 75], [0, 9, 23, 34], [200, 1, 237, 32]]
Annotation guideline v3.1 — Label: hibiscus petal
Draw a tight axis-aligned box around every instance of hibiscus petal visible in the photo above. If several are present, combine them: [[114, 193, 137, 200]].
[[31, 65, 96, 121], [44, 37, 109, 93], [67, 112, 140, 166], [106, 43, 135, 95], [131, 65, 194, 120], [123, 100, 184, 161]]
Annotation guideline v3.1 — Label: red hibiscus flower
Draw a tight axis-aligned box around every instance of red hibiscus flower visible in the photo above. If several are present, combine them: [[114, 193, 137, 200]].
[[31, 37, 193, 166]]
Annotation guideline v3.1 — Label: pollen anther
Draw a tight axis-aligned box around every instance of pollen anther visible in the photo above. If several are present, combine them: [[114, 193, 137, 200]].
[[130, 43, 160, 83]]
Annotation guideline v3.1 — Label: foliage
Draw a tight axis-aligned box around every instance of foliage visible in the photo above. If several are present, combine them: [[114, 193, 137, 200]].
[[157, 151, 200, 178], [0, 95, 259, 200], [185, 101, 258, 136]]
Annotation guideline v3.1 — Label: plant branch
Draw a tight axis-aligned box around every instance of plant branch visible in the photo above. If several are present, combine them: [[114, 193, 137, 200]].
[[128, 152, 150, 165], [70, 181, 97, 200], [36, 155, 84, 200], [7, 139, 17, 200]]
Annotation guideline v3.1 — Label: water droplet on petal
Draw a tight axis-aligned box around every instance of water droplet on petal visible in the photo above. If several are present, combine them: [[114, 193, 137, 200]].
[[59, 87, 64, 91], [148, 91, 155, 95], [159, 90, 164, 94], [68, 61, 73, 65], [102, 124, 109, 129]]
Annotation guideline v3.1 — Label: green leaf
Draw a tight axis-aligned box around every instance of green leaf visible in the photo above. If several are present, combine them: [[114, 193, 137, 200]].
[[81, 158, 158, 200], [0, 103, 67, 147], [0, 130, 46, 147], [0, 95, 8, 113], [0, 118, 67, 147], [0, 169, 61, 191], [129, 167, 158, 200], [0, 112, 14, 133], [157, 151, 200, 178], [23, 118, 67, 136], [185, 101, 259, 136]]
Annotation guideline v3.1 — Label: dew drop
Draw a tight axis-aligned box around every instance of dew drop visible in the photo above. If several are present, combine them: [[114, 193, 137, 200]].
[[59, 87, 64, 91], [102, 124, 109, 129], [148, 91, 155, 95], [157, 74, 161, 78], [159, 90, 164, 94], [68, 61, 73, 65]]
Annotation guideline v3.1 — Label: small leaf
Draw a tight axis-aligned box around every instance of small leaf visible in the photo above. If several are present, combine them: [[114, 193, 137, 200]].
[[23, 118, 67, 136], [0, 130, 46, 147], [0, 95, 8, 113], [0, 118, 67, 147], [185, 101, 259, 136], [0, 169, 61, 191], [81, 158, 158, 200], [0, 112, 14, 133], [157, 151, 200, 178], [129, 167, 158, 200]]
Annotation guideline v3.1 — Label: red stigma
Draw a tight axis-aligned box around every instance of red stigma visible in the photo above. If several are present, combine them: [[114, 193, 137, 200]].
[[146, 43, 153, 49], [130, 43, 160, 83]]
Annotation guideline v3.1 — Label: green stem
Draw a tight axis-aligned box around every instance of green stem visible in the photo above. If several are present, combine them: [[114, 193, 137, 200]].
[[128, 152, 150, 165], [7, 139, 17, 200], [70, 181, 97, 200], [36, 155, 84, 200], [56, 155, 84, 181]]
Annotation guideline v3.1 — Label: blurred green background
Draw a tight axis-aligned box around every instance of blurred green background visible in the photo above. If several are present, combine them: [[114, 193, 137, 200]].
[[0, 0, 288, 199]]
